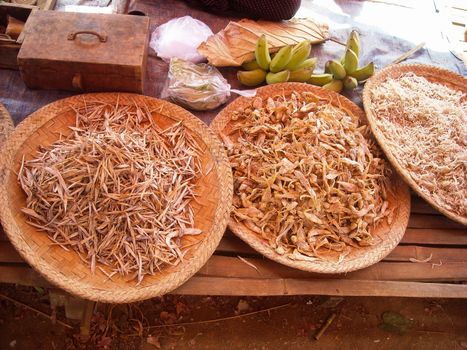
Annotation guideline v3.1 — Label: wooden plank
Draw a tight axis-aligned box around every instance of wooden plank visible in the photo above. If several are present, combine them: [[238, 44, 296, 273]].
[[198, 256, 467, 282], [0, 241, 23, 262], [402, 228, 467, 245], [3, 237, 464, 266], [1, 264, 467, 298], [112, 0, 129, 13], [284, 279, 467, 298], [218, 234, 467, 258], [0, 226, 8, 241], [176, 277, 286, 296], [408, 214, 466, 229], [216, 235, 467, 262], [0, 43, 20, 70], [346, 261, 467, 281], [38, 0, 57, 11], [3, 228, 466, 263], [0, 265, 51, 287], [224, 227, 467, 246], [216, 236, 257, 256], [2, 229, 466, 283], [175, 277, 467, 298], [411, 196, 440, 215], [385, 245, 467, 262]]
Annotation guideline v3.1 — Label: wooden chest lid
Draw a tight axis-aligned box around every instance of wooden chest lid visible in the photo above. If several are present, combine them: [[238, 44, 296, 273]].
[[18, 11, 149, 67]]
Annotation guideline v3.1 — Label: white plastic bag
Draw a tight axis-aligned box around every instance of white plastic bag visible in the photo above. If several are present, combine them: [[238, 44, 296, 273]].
[[162, 58, 230, 111], [150, 16, 213, 63], [162, 58, 256, 111]]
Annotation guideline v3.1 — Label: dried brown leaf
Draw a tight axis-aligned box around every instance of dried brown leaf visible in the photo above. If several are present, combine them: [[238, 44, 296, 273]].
[[198, 18, 329, 67]]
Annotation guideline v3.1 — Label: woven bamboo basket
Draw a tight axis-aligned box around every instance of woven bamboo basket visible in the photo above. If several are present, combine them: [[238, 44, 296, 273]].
[[211, 83, 411, 274], [0, 93, 233, 303], [362, 64, 467, 226], [0, 102, 14, 147]]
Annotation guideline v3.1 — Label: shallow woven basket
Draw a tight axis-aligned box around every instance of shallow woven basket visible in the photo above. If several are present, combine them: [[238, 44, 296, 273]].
[[362, 64, 467, 226], [0, 102, 14, 147], [211, 83, 411, 274], [0, 93, 233, 303]]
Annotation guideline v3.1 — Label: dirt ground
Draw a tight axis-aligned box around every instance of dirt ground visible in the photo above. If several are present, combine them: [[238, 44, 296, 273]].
[[0, 284, 466, 350]]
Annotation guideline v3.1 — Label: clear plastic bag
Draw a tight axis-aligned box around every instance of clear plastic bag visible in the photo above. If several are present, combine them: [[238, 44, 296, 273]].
[[150, 16, 213, 63], [162, 58, 231, 111]]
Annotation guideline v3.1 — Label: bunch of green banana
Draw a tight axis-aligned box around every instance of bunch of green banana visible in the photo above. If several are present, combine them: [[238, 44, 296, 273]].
[[308, 30, 375, 93], [237, 35, 317, 86]]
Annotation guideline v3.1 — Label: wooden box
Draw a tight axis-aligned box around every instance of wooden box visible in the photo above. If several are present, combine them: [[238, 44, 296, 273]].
[[17, 11, 149, 92], [0, 6, 26, 70], [0, 0, 56, 70]]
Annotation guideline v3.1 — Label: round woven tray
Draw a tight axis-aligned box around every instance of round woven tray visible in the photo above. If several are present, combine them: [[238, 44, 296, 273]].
[[0, 93, 233, 303], [362, 63, 467, 226], [211, 83, 411, 274], [0, 102, 14, 148]]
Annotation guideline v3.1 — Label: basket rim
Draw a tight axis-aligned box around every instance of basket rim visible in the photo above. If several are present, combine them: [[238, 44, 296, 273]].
[[210, 82, 411, 274], [0, 93, 233, 303], [362, 63, 467, 226], [0, 102, 14, 147]]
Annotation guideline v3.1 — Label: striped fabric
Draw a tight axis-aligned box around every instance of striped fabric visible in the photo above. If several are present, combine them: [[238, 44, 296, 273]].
[[187, 0, 301, 20]]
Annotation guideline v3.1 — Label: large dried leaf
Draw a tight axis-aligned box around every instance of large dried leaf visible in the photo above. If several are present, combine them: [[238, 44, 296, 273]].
[[198, 18, 329, 67]]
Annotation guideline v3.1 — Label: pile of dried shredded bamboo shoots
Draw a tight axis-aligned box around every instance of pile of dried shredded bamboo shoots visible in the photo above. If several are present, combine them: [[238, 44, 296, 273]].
[[18, 102, 203, 283], [222, 92, 391, 262], [370, 73, 467, 219]]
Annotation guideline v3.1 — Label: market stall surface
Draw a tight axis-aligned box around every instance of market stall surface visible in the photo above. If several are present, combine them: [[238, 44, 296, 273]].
[[0, 0, 466, 348], [1, 0, 466, 299]]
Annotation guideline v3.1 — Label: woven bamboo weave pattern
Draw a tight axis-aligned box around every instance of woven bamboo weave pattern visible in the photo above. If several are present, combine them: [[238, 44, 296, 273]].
[[363, 64, 467, 226], [0, 103, 14, 148], [0, 93, 233, 303], [211, 82, 411, 274]]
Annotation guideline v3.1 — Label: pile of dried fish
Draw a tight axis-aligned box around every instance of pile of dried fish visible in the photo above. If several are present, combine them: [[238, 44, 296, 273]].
[[370, 73, 467, 219], [18, 102, 203, 283], [222, 92, 391, 262]]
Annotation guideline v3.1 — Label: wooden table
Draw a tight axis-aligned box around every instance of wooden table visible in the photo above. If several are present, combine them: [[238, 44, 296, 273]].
[[0, 0, 466, 300], [1, 195, 467, 299]]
